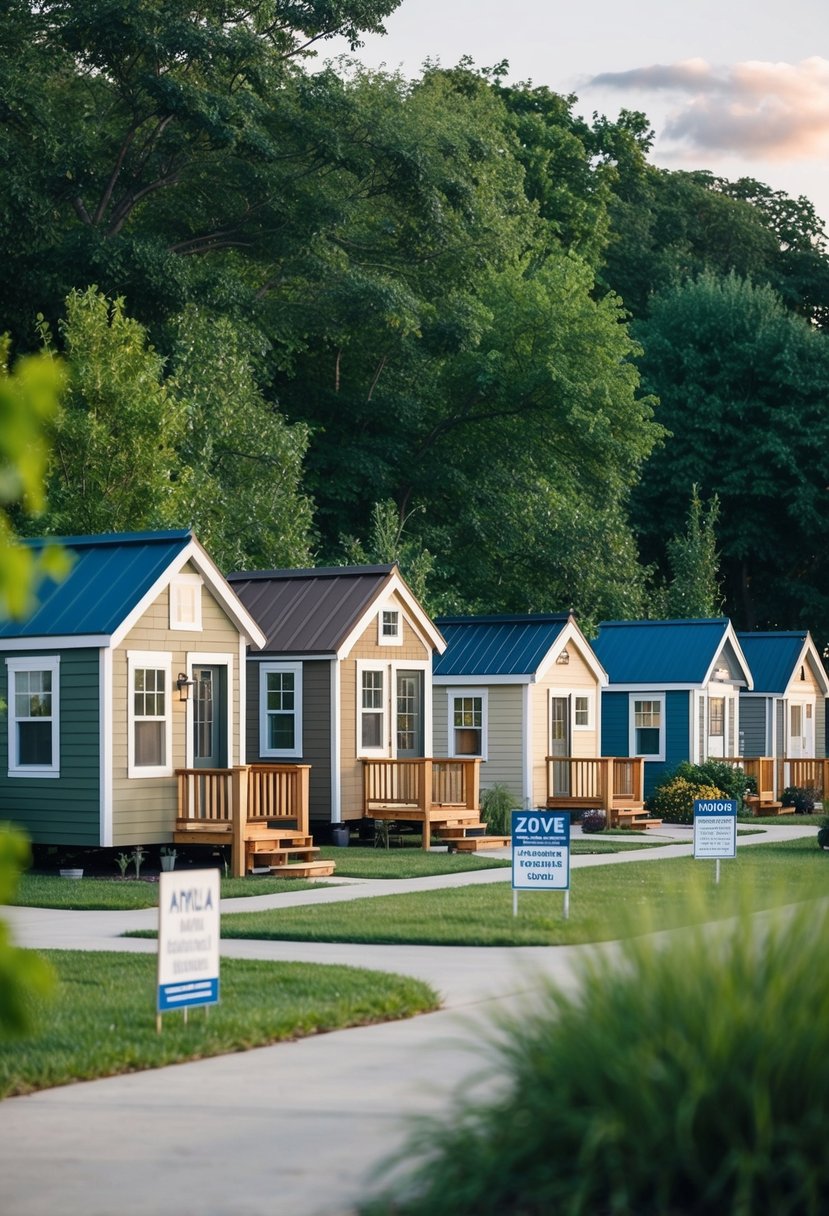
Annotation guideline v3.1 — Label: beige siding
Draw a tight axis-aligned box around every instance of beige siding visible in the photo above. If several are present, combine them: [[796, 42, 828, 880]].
[[531, 641, 602, 807], [111, 577, 243, 846], [787, 660, 823, 696], [340, 591, 434, 819]]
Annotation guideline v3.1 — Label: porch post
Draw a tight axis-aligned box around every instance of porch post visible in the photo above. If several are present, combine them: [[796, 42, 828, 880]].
[[422, 759, 433, 850], [231, 766, 248, 879]]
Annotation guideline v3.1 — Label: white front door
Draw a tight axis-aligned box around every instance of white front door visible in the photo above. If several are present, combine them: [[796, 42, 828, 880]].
[[789, 700, 815, 757], [707, 695, 726, 758]]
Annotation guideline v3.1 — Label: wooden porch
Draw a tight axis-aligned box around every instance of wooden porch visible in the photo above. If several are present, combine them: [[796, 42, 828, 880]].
[[362, 758, 507, 850], [545, 757, 661, 829], [174, 764, 334, 878], [723, 757, 829, 813]]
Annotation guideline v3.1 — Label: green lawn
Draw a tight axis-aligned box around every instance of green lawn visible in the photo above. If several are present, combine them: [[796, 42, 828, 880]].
[[204, 837, 827, 948], [0, 951, 438, 1098], [13, 873, 321, 910]]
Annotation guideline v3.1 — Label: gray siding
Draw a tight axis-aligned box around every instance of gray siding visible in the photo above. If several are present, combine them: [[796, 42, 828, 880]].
[[740, 697, 767, 756], [0, 648, 100, 845], [246, 657, 333, 823], [817, 698, 826, 759]]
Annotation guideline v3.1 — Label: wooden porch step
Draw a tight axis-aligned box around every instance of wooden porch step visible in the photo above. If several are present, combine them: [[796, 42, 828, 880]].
[[247, 835, 314, 851], [435, 824, 488, 839], [452, 835, 511, 852], [246, 846, 320, 865], [260, 860, 336, 879], [610, 810, 662, 830]]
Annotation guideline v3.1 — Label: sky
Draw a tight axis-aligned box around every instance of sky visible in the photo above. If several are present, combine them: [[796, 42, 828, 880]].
[[323, 0, 829, 228]]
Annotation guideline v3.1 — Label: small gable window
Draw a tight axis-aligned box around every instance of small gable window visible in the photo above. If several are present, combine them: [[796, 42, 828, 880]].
[[378, 607, 402, 645], [6, 657, 60, 776], [170, 574, 203, 631]]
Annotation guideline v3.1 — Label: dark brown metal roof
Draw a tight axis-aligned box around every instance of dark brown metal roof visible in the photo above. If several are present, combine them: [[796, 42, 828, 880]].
[[226, 565, 397, 654]]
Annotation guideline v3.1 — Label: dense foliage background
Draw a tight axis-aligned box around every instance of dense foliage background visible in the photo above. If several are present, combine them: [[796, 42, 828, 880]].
[[3, 1, 828, 640]]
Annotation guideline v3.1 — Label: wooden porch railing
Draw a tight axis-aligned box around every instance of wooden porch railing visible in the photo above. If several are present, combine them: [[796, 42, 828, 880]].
[[722, 757, 776, 802], [778, 758, 829, 797], [545, 757, 644, 811], [176, 764, 310, 877], [362, 758, 481, 848]]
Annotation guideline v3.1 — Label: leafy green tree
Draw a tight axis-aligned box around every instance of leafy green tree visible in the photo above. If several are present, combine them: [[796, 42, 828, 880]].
[[340, 498, 434, 605], [0, 827, 55, 1038], [632, 272, 829, 639], [169, 308, 313, 572], [662, 485, 722, 619], [39, 288, 182, 536]]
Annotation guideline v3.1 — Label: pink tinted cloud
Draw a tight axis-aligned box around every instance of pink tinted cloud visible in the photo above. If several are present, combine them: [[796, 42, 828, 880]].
[[589, 58, 829, 160]]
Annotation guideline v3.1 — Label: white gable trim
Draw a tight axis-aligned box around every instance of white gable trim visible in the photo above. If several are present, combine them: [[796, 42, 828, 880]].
[[336, 570, 445, 659], [110, 537, 266, 651], [783, 636, 829, 696], [701, 623, 753, 690], [535, 619, 608, 685], [0, 635, 111, 651]]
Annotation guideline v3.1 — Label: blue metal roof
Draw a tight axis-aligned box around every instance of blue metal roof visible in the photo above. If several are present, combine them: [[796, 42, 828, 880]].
[[0, 531, 192, 639], [737, 632, 807, 694], [593, 618, 731, 685], [434, 614, 570, 678]]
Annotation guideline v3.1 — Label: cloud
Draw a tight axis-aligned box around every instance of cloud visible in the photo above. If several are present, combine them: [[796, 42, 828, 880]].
[[588, 58, 829, 160]]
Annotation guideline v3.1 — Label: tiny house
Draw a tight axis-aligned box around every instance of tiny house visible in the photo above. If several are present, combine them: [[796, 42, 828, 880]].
[[593, 618, 753, 797], [227, 563, 449, 831], [0, 530, 265, 851]]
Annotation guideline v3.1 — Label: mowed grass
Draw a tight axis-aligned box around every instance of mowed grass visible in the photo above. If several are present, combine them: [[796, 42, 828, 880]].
[[210, 837, 827, 948], [0, 951, 438, 1098], [12, 873, 320, 910]]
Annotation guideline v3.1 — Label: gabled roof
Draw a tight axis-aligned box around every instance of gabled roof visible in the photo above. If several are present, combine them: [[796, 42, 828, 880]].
[[593, 618, 753, 688], [0, 530, 266, 648], [737, 631, 829, 695], [227, 564, 445, 656], [433, 613, 606, 684]]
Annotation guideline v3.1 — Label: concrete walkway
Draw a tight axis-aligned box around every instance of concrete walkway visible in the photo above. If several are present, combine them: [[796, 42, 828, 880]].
[[0, 822, 816, 1216]]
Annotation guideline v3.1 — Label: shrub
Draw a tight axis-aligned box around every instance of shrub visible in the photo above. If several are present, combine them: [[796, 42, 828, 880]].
[[365, 900, 829, 1216], [479, 785, 514, 836], [580, 810, 606, 834], [782, 786, 821, 814], [817, 817, 829, 850], [673, 760, 751, 809], [650, 778, 724, 825]]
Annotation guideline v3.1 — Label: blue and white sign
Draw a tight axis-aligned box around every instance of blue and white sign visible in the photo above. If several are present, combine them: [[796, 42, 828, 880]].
[[157, 869, 220, 1013], [512, 810, 571, 890], [693, 798, 738, 860]]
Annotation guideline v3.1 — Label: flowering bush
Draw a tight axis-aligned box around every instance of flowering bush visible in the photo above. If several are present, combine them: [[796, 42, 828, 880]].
[[650, 779, 724, 825]]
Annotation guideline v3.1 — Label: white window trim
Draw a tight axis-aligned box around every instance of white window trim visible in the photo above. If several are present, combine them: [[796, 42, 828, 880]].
[[169, 573, 203, 632], [377, 604, 403, 646], [629, 693, 666, 762], [447, 687, 489, 761], [356, 661, 389, 756], [127, 651, 173, 778], [6, 655, 60, 778], [259, 662, 303, 759], [572, 691, 594, 731]]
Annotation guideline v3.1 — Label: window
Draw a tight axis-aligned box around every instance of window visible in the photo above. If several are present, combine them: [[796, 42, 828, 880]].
[[378, 607, 402, 645], [573, 694, 592, 729], [259, 663, 302, 758], [630, 696, 664, 760], [709, 697, 725, 738], [360, 669, 385, 751], [6, 656, 60, 776], [128, 652, 172, 777], [170, 574, 202, 631], [449, 691, 487, 758]]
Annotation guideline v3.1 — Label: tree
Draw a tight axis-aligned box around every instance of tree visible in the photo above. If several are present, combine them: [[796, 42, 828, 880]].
[[632, 272, 829, 641], [0, 828, 55, 1038], [662, 485, 722, 619], [340, 498, 434, 606]]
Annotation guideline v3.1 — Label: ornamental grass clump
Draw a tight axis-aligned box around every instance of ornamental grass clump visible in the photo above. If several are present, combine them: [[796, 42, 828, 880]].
[[366, 895, 829, 1216]]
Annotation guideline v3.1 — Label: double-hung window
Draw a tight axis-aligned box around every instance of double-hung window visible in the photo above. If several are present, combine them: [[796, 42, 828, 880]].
[[573, 694, 593, 729], [260, 663, 302, 758], [378, 607, 402, 645], [128, 652, 172, 777], [6, 656, 60, 776], [360, 668, 386, 752], [630, 695, 665, 761], [449, 691, 487, 758]]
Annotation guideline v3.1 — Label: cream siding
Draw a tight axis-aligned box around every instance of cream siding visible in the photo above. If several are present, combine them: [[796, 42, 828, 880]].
[[531, 641, 602, 806], [340, 591, 433, 820], [111, 579, 242, 846]]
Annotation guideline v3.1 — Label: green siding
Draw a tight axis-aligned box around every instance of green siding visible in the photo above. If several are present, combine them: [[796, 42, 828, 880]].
[[0, 649, 100, 845]]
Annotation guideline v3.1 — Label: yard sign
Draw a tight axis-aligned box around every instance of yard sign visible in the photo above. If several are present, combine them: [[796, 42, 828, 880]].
[[693, 798, 737, 884], [511, 810, 571, 918], [157, 869, 220, 1027]]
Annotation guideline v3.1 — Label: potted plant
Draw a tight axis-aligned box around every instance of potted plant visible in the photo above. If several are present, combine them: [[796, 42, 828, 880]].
[[159, 846, 177, 872]]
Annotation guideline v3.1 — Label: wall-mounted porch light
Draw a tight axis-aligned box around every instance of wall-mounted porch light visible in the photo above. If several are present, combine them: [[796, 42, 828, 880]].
[[176, 672, 194, 702]]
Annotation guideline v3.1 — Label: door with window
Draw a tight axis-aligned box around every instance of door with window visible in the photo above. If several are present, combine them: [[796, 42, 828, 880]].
[[707, 696, 726, 758], [789, 701, 814, 758], [395, 670, 424, 758], [550, 695, 571, 796], [192, 665, 228, 769]]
